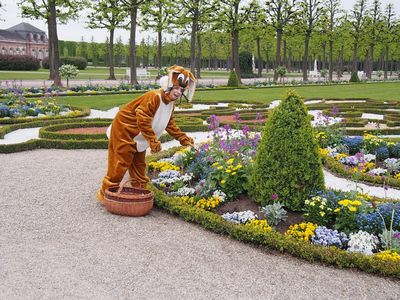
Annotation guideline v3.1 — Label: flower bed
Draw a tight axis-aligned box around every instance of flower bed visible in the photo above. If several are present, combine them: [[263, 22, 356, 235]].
[[147, 123, 400, 277], [319, 133, 400, 189]]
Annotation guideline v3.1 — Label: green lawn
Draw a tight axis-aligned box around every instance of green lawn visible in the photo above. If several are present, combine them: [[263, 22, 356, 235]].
[[51, 82, 400, 110], [0, 67, 307, 80]]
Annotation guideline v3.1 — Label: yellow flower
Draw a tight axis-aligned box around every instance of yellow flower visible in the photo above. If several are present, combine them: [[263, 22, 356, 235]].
[[231, 172, 237, 175], [212, 162, 219, 167], [220, 179, 226, 184], [227, 158, 234, 165], [319, 212, 325, 217], [226, 169, 232, 173], [334, 208, 341, 213], [348, 206, 357, 212]]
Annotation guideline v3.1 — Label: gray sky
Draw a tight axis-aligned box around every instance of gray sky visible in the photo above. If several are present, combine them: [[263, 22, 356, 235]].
[[1, 0, 399, 44]]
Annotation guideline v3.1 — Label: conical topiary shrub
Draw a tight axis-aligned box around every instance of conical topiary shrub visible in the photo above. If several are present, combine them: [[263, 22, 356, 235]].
[[227, 70, 239, 87], [250, 90, 324, 211], [349, 71, 360, 82]]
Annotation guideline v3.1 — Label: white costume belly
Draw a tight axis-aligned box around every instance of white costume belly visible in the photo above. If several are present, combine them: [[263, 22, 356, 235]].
[[106, 94, 174, 152]]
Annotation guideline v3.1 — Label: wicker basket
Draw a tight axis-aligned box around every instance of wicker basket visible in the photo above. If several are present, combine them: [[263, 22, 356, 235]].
[[104, 180, 154, 217]]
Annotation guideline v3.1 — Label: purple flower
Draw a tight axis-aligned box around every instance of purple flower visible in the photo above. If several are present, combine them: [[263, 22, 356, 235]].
[[256, 112, 263, 121], [271, 193, 278, 200], [233, 111, 241, 123], [331, 106, 339, 116], [208, 114, 220, 130]]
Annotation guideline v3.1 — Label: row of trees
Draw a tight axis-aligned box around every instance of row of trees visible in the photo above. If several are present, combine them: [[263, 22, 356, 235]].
[[13, 0, 400, 85]]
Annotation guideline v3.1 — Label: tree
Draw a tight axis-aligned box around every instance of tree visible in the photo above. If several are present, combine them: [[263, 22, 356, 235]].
[[115, 36, 124, 67], [87, 0, 128, 80], [264, 0, 297, 81], [18, 0, 87, 86], [141, 0, 175, 69], [364, 0, 383, 79], [349, 0, 368, 74], [213, 0, 252, 83], [120, 0, 148, 84], [88, 36, 98, 66], [76, 36, 88, 59], [298, 0, 325, 81], [175, 0, 215, 78], [245, 0, 266, 77], [382, 3, 396, 79], [59, 64, 79, 88], [324, 0, 342, 81]]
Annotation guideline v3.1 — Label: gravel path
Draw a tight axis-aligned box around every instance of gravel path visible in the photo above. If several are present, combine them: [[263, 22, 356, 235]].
[[0, 149, 399, 299]]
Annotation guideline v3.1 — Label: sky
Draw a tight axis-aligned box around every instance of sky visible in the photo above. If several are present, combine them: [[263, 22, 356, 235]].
[[0, 0, 399, 44]]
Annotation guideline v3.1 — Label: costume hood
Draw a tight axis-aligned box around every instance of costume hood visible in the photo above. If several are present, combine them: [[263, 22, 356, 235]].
[[159, 65, 196, 102]]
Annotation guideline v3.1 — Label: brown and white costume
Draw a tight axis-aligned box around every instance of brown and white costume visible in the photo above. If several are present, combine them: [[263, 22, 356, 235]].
[[97, 66, 196, 202]]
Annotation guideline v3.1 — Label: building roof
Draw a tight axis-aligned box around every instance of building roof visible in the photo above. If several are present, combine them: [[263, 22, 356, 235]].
[[0, 30, 25, 42], [6, 22, 45, 34]]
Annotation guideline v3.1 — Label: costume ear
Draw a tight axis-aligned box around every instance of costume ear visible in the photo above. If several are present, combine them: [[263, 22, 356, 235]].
[[183, 70, 197, 102], [187, 80, 196, 102], [159, 75, 169, 90]]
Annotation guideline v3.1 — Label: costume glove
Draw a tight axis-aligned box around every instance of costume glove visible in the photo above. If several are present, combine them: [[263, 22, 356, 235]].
[[150, 141, 162, 153], [179, 136, 194, 147]]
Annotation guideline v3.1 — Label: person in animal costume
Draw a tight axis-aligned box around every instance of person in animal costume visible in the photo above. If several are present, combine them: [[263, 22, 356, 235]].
[[97, 65, 196, 203]]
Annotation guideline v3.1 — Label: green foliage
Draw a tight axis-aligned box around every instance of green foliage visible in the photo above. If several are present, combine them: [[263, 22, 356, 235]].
[[250, 90, 325, 210], [260, 202, 288, 226], [349, 72, 360, 82], [227, 70, 239, 87], [239, 51, 254, 77], [43, 56, 87, 70], [0, 54, 40, 71]]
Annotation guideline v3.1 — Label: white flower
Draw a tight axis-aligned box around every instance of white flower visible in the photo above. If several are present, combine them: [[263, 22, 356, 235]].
[[368, 168, 387, 176], [213, 190, 226, 202], [222, 210, 257, 224], [347, 230, 379, 255]]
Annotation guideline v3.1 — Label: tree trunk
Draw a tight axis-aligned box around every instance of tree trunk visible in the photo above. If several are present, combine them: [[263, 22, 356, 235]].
[[190, 3, 199, 75], [322, 42, 326, 69], [157, 30, 162, 69], [274, 28, 282, 81], [108, 29, 116, 80], [231, 29, 241, 83], [283, 39, 287, 69], [384, 44, 389, 79], [48, 0, 61, 86], [129, 4, 138, 84], [256, 37, 262, 77], [328, 40, 333, 81], [364, 48, 370, 77], [195, 32, 201, 78], [367, 45, 374, 79], [302, 32, 310, 81], [352, 39, 358, 73]]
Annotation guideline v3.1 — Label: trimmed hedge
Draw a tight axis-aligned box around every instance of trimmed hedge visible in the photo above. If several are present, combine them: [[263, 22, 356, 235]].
[[42, 56, 87, 70], [0, 54, 40, 70], [322, 155, 400, 190], [0, 107, 90, 125]]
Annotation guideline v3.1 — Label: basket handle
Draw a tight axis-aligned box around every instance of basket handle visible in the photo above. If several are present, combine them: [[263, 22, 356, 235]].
[[117, 179, 143, 194]]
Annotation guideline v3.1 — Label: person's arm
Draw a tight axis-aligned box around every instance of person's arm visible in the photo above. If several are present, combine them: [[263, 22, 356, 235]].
[[166, 111, 194, 146], [135, 93, 161, 150]]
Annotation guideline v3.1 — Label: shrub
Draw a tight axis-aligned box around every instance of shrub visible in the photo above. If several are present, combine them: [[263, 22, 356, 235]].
[[349, 72, 360, 83], [0, 54, 40, 70], [42, 56, 87, 70], [61, 56, 87, 70], [250, 90, 324, 210], [239, 51, 253, 76], [227, 70, 239, 87]]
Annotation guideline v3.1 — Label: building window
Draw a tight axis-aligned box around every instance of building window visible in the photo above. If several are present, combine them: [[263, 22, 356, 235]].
[[1, 47, 6, 54], [32, 49, 36, 57]]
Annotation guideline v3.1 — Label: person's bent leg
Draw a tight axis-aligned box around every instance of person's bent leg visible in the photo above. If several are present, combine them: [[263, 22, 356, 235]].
[[128, 150, 149, 188], [98, 141, 136, 204]]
